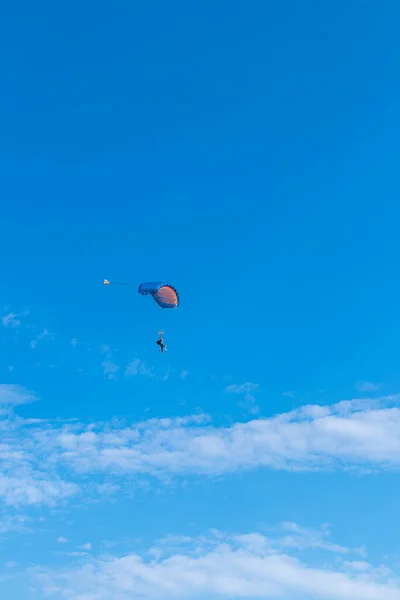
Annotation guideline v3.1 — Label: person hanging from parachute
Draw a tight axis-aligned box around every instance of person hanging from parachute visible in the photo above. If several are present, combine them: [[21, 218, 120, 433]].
[[156, 331, 167, 353], [138, 284, 178, 355], [104, 279, 178, 354]]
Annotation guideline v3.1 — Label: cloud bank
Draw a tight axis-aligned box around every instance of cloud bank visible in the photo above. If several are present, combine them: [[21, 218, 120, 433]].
[[2, 390, 400, 508], [31, 524, 400, 600]]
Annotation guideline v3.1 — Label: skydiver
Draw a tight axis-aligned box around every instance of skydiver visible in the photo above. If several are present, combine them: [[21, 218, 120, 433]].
[[156, 334, 167, 353]]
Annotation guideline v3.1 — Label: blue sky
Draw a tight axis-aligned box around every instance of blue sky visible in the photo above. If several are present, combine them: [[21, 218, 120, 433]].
[[1, 1, 400, 598]]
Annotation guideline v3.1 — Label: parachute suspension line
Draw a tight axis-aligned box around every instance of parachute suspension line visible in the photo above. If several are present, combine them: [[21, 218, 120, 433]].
[[103, 279, 141, 286]]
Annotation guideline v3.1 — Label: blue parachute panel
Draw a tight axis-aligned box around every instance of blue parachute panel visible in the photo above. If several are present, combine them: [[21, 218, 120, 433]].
[[138, 282, 165, 296]]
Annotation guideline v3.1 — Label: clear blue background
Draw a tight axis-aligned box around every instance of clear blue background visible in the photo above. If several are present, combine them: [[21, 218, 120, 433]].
[[1, 1, 400, 596]]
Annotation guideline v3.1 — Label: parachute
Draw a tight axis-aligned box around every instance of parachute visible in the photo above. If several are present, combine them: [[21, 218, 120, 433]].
[[104, 279, 178, 352], [104, 279, 179, 309], [138, 282, 179, 309]]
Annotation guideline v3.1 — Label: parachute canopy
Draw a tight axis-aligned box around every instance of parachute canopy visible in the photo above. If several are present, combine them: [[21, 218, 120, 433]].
[[138, 282, 179, 309]]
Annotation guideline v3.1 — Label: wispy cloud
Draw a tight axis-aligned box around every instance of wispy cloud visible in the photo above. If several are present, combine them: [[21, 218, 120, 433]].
[[99, 345, 120, 379], [224, 382, 260, 395], [31, 525, 400, 600], [57, 537, 69, 544], [102, 360, 119, 380], [2, 312, 23, 328], [180, 370, 188, 380], [224, 382, 260, 415], [53, 396, 400, 478], [0, 473, 77, 507], [355, 381, 381, 392], [0, 387, 77, 507], [125, 359, 155, 378], [4, 393, 400, 510], [30, 328, 52, 349], [278, 522, 354, 554], [100, 344, 112, 355], [0, 384, 37, 407], [0, 514, 30, 534], [78, 542, 92, 551]]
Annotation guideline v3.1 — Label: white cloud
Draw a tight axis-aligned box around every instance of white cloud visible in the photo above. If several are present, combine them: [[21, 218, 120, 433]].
[[57, 537, 69, 544], [125, 359, 155, 378], [355, 381, 381, 392], [224, 382, 259, 395], [278, 522, 351, 554], [0, 389, 78, 507], [180, 370, 189, 380], [30, 328, 51, 349], [0, 472, 77, 506], [102, 360, 119, 380], [4, 393, 400, 508], [98, 344, 120, 379], [2, 312, 22, 328], [0, 514, 30, 533], [0, 385, 37, 407], [79, 542, 92, 551], [238, 393, 260, 415], [283, 390, 295, 398], [341, 560, 370, 572], [32, 526, 400, 600], [224, 383, 260, 416]]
